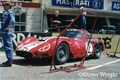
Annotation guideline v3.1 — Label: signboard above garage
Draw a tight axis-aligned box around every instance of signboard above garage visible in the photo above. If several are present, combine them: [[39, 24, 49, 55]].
[[0, 1, 40, 8], [112, 1, 120, 11], [52, 0, 104, 9]]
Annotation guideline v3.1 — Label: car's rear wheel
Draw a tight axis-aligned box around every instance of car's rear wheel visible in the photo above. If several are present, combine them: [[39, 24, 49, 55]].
[[55, 43, 70, 64], [93, 44, 102, 59]]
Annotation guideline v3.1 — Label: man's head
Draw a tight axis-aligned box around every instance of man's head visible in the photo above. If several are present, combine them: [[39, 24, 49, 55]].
[[54, 10, 59, 16], [3, 2, 12, 11]]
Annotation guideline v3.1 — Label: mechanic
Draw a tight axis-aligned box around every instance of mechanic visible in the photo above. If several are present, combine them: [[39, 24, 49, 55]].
[[1, 2, 16, 67], [78, 3, 87, 29], [51, 10, 61, 32]]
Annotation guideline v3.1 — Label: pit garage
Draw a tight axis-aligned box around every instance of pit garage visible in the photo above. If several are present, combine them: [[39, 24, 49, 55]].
[[42, 0, 120, 34], [44, 8, 120, 34]]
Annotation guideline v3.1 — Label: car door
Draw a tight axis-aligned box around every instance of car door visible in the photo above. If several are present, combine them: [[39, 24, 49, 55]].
[[73, 31, 87, 58], [84, 32, 94, 56], [75, 30, 94, 58]]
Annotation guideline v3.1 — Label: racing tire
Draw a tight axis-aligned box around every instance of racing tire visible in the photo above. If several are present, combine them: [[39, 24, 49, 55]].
[[93, 44, 102, 59], [55, 43, 70, 64]]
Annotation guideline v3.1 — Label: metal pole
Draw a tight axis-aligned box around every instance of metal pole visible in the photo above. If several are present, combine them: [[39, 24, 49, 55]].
[[113, 38, 120, 57], [40, 0, 44, 32]]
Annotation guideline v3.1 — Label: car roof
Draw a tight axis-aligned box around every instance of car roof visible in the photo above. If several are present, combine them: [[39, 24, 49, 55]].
[[66, 29, 90, 35], [67, 28, 87, 32]]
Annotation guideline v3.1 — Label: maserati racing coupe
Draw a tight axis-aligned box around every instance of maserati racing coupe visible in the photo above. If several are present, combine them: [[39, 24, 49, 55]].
[[16, 29, 105, 64]]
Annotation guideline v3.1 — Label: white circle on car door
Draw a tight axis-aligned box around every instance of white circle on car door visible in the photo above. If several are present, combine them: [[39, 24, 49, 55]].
[[85, 42, 93, 56]]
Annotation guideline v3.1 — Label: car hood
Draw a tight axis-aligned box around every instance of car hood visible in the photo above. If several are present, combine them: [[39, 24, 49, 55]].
[[16, 37, 56, 52]]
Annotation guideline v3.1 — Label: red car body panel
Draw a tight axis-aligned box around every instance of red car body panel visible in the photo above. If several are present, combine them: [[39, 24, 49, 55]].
[[16, 29, 105, 59]]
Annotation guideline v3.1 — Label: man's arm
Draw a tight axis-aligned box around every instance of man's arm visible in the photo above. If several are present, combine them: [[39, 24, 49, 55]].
[[4, 13, 15, 31]]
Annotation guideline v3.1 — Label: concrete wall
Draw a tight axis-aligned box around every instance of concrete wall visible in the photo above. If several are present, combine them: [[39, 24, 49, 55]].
[[104, 0, 110, 11], [32, 0, 40, 3], [43, 0, 52, 7], [104, 0, 120, 11], [25, 8, 41, 32]]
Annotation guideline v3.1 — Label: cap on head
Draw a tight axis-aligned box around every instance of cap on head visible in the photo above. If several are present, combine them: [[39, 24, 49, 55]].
[[3, 2, 12, 9]]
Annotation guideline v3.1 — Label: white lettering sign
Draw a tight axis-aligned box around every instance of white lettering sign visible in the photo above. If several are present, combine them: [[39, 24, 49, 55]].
[[0, 32, 50, 50], [56, 0, 61, 4], [55, 0, 89, 6], [113, 3, 120, 9]]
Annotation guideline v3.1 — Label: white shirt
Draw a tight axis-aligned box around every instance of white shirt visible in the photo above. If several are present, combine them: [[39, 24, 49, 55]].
[[80, 7, 87, 16]]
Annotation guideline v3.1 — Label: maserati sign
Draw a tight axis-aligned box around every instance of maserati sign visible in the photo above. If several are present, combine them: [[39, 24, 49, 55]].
[[52, 0, 104, 9]]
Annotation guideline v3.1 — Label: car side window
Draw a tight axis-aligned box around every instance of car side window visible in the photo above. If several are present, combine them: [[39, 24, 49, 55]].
[[68, 32, 83, 39], [62, 31, 83, 39], [83, 30, 91, 39], [75, 32, 82, 39], [85, 34, 91, 39]]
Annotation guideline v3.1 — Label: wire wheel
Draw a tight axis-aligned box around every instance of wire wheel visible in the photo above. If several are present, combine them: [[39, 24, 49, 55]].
[[55, 43, 70, 64], [93, 44, 102, 59]]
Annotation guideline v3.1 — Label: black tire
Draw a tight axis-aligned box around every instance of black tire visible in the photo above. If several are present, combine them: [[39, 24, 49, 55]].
[[93, 44, 102, 59], [25, 57, 32, 62], [55, 43, 70, 64]]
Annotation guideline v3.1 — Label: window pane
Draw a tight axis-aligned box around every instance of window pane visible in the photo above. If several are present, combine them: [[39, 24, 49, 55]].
[[21, 26, 25, 31], [15, 26, 20, 31], [21, 13, 26, 22], [15, 15, 20, 22], [15, 13, 26, 31]]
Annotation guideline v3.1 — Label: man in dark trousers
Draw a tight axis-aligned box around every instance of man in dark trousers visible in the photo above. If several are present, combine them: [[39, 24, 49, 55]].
[[1, 2, 16, 67], [77, 3, 87, 29]]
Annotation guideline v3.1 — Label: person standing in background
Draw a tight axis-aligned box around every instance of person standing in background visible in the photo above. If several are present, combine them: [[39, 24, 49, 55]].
[[78, 3, 87, 29], [50, 10, 61, 32], [1, 2, 16, 67]]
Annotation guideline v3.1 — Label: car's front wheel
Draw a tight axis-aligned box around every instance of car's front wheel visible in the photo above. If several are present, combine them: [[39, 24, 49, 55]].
[[55, 43, 70, 64]]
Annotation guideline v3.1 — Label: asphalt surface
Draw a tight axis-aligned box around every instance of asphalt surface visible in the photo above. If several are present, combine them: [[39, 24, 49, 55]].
[[0, 51, 120, 80]]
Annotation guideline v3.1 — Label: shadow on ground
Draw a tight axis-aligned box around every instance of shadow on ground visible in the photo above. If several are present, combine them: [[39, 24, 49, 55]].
[[12, 58, 52, 66], [9, 53, 120, 67], [12, 56, 94, 67]]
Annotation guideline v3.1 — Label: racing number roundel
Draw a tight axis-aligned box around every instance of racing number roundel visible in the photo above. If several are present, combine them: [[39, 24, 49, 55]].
[[39, 43, 51, 52], [85, 42, 93, 55]]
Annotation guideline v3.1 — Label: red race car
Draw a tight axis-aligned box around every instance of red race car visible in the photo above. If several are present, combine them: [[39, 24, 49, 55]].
[[16, 29, 105, 64]]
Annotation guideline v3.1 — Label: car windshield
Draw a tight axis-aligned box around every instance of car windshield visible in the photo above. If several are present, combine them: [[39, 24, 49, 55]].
[[62, 31, 82, 38]]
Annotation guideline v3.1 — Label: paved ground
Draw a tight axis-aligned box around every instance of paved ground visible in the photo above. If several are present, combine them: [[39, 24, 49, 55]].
[[0, 51, 120, 80]]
